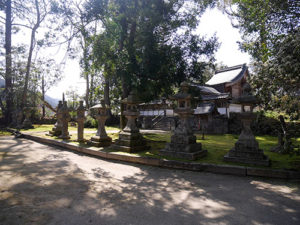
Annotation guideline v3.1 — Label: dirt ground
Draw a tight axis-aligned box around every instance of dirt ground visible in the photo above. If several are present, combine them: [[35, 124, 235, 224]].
[[0, 136, 300, 225]]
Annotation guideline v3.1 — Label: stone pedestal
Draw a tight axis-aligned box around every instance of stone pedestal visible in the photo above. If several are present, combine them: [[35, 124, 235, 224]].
[[224, 113, 270, 166], [48, 101, 63, 136], [13, 108, 23, 129], [76, 101, 86, 142], [160, 109, 207, 160], [22, 107, 34, 129], [57, 102, 71, 140], [88, 102, 112, 147], [113, 112, 147, 152], [111, 91, 148, 152], [160, 82, 206, 160]]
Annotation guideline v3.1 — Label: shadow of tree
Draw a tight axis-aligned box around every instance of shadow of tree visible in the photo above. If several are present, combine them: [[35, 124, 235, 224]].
[[0, 137, 299, 225]]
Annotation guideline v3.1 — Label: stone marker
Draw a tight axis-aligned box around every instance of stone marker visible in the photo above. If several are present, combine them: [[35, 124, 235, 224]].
[[12, 108, 23, 129], [111, 90, 148, 152], [76, 101, 86, 142], [48, 101, 63, 136], [22, 107, 34, 129], [57, 101, 71, 140], [88, 100, 112, 147], [160, 82, 207, 160], [224, 83, 270, 166]]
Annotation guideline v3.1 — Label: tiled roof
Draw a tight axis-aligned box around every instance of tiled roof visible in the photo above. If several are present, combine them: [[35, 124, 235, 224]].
[[202, 93, 230, 101], [139, 99, 171, 106], [191, 84, 221, 95], [206, 64, 248, 86], [194, 102, 215, 115]]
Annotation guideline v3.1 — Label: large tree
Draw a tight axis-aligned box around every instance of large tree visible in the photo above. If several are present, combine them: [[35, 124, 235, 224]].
[[1, 0, 13, 124], [88, 0, 218, 96], [86, 0, 219, 127], [50, 0, 102, 109], [224, 0, 300, 119]]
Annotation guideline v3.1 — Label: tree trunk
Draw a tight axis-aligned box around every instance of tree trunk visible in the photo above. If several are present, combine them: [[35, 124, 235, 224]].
[[120, 76, 130, 129], [4, 0, 13, 125], [42, 75, 45, 119], [104, 75, 111, 116], [22, 0, 40, 109], [83, 44, 90, 109], [118, 10, 128, 130], [89, 72, 94, 106]]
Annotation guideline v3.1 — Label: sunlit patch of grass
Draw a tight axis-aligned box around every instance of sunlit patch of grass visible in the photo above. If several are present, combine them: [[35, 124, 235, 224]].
[[22, 124, 300, 171], [21, 124, 53, 132], [21, 124, 120, 134], [0, 130, 12, 136]]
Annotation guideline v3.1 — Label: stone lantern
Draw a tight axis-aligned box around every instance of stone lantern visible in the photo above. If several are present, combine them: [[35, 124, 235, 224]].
[[22, 107, 34, 129], [160, 81, 207, 160], [88, 100, 112, 147], [48, 101, 63, 136], [112, 90, 147, 152], [57, 101, 71, 140], [76, 101, 86, 142], [224, 83, 270, 166]]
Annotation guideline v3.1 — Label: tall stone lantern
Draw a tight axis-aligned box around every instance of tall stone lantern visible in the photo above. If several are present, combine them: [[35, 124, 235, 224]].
[[88, 100, 112, 147], [224, 83, 270, 166], [57, 101, 71, 140], [48, 101, 63, 136], [22, 107, 34, 129], [160, 81, 207, 160], [76, 101, 86, 142], [112, 90, 147, 152]]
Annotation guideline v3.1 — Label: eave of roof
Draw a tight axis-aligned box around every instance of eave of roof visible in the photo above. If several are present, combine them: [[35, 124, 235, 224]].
[[202, 93, 230, 101], [194, 102, 215, 115], [206, 64, 248, 86]]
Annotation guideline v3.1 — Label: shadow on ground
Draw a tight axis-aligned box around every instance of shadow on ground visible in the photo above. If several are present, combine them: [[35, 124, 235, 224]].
[[0, 136, 299, 225]]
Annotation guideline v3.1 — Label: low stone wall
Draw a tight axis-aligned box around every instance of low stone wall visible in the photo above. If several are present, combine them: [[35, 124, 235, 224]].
[[21, 133, 300, 180]]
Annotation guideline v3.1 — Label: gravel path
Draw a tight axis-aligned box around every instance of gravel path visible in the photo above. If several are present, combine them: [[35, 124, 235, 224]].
[[0, 136, 299, 225]]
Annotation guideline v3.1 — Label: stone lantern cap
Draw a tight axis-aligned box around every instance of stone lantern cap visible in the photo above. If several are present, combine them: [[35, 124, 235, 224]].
[[77, 101, 85, 110], [169, 81, 193, 113], [231, 82, 258, 105], [122, 90, 142, 105], [169, 81, 192, 100], [90, 100, 110, 116], [60, 101, 69, 111], [90, 103, 110, 110]]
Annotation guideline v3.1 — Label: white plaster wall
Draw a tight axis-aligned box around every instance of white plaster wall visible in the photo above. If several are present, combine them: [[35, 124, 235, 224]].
[[166, 109, 174, 116], [217, 107, 227, 115], [229, 104, 242, 113]]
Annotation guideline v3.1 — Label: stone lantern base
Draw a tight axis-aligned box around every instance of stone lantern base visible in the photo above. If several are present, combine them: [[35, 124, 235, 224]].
[[89, 136, 112, 147], [58, 132, 70, 140], [223, 113, 270, 166], [224, 140, 270, 166], [160, 133, 207, 160], [111, 131, 148, 153], [22, 119, 33, 129], [48, 127, 62, 137]]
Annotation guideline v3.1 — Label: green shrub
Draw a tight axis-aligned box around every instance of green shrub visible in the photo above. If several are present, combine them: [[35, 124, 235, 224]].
[[84, 115, 98, 128]]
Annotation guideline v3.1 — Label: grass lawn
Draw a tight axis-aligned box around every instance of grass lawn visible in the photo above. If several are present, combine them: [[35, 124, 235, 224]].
[[0, 130, 12, 136], [22, 124, 300, 171]]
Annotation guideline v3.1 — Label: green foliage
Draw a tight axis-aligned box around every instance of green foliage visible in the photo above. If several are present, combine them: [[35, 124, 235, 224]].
[[229, 111, 300, 137], [84, 115, 98, 128], [88, 0, 219, 103], [225, 0, 300, 119], [20, 125, 300, 170], [0, 130, 11, 136]]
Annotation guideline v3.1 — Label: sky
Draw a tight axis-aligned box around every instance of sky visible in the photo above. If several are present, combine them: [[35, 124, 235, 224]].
[[46, 8, 251, 99]]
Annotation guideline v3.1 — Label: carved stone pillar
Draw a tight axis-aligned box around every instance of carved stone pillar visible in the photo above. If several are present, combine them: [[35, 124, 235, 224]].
[[58, 101, 71, 140], [88, 101, 112, 147], [111, 90, 148, 152], [160, 82, 207, 160], [76, 101, 86, 142]]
